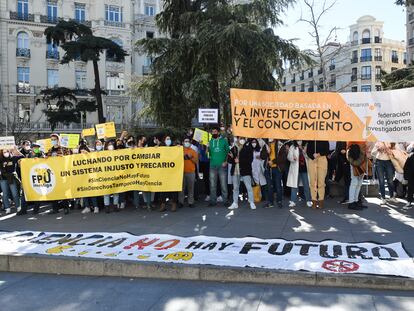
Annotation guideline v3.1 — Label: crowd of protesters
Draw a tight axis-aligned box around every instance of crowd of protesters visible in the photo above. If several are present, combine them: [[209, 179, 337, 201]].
[[0, 126, 413, 216]]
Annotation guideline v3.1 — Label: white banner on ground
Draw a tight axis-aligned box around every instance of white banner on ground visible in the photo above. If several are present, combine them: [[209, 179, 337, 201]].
[[0, 231, 413, 278]]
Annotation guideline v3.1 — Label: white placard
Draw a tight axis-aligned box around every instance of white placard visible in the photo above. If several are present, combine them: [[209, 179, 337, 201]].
[[0, 231, 413, 278], [198, 108, 218, 124], [0, 136, 15, 149]]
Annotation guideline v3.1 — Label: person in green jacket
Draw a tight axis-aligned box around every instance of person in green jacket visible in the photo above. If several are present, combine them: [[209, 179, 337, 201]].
[[208, 127, 230, 206]]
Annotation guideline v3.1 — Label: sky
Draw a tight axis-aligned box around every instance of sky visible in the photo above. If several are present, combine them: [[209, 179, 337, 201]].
[[276, 0, 407, 50]]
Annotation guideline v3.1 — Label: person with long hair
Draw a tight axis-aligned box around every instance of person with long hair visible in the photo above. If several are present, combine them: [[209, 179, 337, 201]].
[[347, 142, 368, 210]]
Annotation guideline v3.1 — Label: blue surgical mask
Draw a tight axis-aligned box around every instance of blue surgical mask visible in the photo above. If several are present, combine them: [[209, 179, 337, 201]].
[[184, 142, 191, 148], [51, 140, 58, 146], [165, 139, 172, 146], [96, 145, 103, 151]]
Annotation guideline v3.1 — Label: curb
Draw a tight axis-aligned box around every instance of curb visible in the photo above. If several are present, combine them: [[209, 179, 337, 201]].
[[0, 253, 413, 291]]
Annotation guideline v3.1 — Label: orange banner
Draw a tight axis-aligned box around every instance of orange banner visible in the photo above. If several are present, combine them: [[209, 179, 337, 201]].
[[230, 88, 375, 142]]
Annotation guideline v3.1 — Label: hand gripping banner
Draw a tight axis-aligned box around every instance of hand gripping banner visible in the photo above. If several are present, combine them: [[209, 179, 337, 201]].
[[21, 147, 184, 201], [230, 88, 414, 142]]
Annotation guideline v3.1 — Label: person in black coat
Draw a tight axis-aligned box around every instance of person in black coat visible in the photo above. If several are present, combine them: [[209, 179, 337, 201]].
[[403, 144, 414, 207], [335, 141, 351, 203]]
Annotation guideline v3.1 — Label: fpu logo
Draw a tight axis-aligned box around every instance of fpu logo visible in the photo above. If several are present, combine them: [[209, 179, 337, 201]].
[[29, 164, 56, 195]]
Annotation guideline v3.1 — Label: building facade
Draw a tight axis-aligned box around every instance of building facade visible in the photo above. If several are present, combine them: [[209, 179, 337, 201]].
[[283, 16, 406, 94], [0, 0, 161, 139], [407, 5, 414, 64]]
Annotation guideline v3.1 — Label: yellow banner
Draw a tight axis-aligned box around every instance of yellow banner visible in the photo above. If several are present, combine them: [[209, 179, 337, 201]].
[[21, 147, 184, 201], [230, 88, 372, 142], [82, 128, 96, 137], [193, 128, 211, 145], [96, 122, 116, 139], [36, 139, 52, 153], [60, 134, 80, 149]]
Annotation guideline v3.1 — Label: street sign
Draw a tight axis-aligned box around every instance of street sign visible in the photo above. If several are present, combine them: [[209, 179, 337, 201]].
[[198, 108, 218, 124]]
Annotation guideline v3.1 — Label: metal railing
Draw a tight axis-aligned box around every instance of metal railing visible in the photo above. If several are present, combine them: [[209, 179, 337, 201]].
[[16, 83, 33, 94], [351, 40, 358, 46], [374, 37, 382, 43], [392, 57, 399, 63], [374, 56, 382, 61], [40, 15, 58, 24], [16, 48, 30, 58], [360, 56, 372, 62], [361, 38, 371, 44], [361, 74, 372, 80], [104, 20, 125, 28], [46, 50, 59, 60], [9, 11, 34, 21], [351, 57, 358, 64], [351, 75, 357, 81]]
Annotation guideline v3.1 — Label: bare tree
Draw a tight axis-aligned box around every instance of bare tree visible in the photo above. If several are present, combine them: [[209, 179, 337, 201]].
[[299, 0, 352, 92]]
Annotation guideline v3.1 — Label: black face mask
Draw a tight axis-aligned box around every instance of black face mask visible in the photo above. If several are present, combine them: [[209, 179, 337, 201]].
[[212, 134, 219, 139]]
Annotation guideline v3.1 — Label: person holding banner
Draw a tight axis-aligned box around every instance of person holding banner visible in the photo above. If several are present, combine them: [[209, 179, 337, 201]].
[[0, 146, 24, 214], [103, 141, 120, 213], [178, 138, 198, 208], [287, 141, 312, 208], [305, 140, 330, 209], [371, 142, 397, 205], [208, 127, 230, 207], [227, 138, 256, 210], [267, 139, 288, 209], [159, 136, 179, 212]]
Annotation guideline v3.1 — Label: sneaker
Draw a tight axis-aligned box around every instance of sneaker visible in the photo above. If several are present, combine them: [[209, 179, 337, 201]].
[[217, 196, 223, 203], [5, 208, 11, 214], [380, 199, 387, 206], [340, 199, 350, 205], [228, 202, 238, 210], [288, 201, 296, 208], [388, 197, 399, 203], [81, 207, 91, 214], [204, 195, 210, 202], [404, 202, 412, 208], [249, 202, 257, 210], [94, 207, 99, 214], [306, 201, 313, 208], [265, 203, 274, 209]]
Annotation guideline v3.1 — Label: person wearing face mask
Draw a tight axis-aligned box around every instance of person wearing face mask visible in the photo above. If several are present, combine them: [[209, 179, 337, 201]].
[[227, 137, 256, 210], [287, 140, 312, 208], [266, 139, 288, 209], [137, 135, 147, 148], [0, 147, 24, 215], [208, 127, 230, 207], [103, 142, 119, 213], [19, 140, 32, 158], [251, 139, 268, 205], [159, 136, 179, 212], [178, 138, 199, 208]]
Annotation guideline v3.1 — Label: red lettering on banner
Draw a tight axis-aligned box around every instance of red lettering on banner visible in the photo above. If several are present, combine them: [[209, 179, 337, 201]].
[[123, 238, 160, 250], [154, 239, 180, 250]]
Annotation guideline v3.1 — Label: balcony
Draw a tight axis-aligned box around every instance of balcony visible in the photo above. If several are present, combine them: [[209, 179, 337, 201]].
[[143, 65, 152, 75], [360, 56, 372, 62], [308, 71, 313, 78], [40, 15, 58, 24], [46, 50, 59, 60], [308, 87, 314, 92], [374, 37, 382, 43], [351, 40, 358, 46], [351, 57, 358, 64], [329, 64, 335, 71], [9, 11, 34, 22], [374, 56, 382, 61], [107, 89, 125, 96], [74, 89, 90, 96], [16, 83, 33, 94], [351, 75, 357, 82], [361, 74, 372, 80], [392, 57, 399, 63], [104, 20, 125, 28], [361, 38, 371, 44], [16, 48, 30, 58], [71, 19, 92, 27]]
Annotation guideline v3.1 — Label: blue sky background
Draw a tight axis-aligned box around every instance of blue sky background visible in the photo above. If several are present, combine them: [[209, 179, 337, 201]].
[[276, 0, 407, 50]]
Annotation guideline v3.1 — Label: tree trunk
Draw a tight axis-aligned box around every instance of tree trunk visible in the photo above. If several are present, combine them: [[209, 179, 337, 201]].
[[93, 60, 105, 123]]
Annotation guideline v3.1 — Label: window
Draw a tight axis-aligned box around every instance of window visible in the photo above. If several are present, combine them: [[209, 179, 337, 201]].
[[105, 5, 122, 22], [352, 31, 358, 42], [106, 72, 125, 91], [376, 85, 382, 91], [47, 1, 58, 22], [292, 86, 296, 92], [46, 43, 59, 59], [17, 67, 30, 83], [404, 52, 407, 64], [375, 66, 381, 79], [361, 85, 371, 92], [17, 32, 29, 49], [375, 48, 381, 57], [351, 86, 358, 92], [361, 49, 371, 57], [300, 84, 305, 92], [106, 39, 123, 61], [75, 3, 86, 22], [145, 5, 155, 16], [362, 29, 370, 43], [352, 50, 358, 63], [47, 69, 59, 88], [392, 50, 398, 63], [146, 31, 154, 39], [75, 71, 87, 89], [17, 0, 28, 19], [361, 66, 371, 79]]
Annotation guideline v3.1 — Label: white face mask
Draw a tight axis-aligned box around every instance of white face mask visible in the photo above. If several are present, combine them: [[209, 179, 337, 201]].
[[233, 137, 238, 143], [268, 139, 274, 143], [297, 141, 302, 146], [24, 146, 31, 151], [184, 142, 191, 148], [239, 139, 246, 145], [165, 139, 172, 146], [252, 143, 257, 148], [108, 145, 114, 151], [72, 149, 79, 154], [3, 152, 10, 158], [96, 145, 103, 151]]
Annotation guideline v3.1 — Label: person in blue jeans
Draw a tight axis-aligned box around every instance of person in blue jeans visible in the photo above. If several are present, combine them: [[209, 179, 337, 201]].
[[208, 127, 230, 207], [0, 147, 24, 214], [287, 141, 312, 208], [267, 139, 288, 208]]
